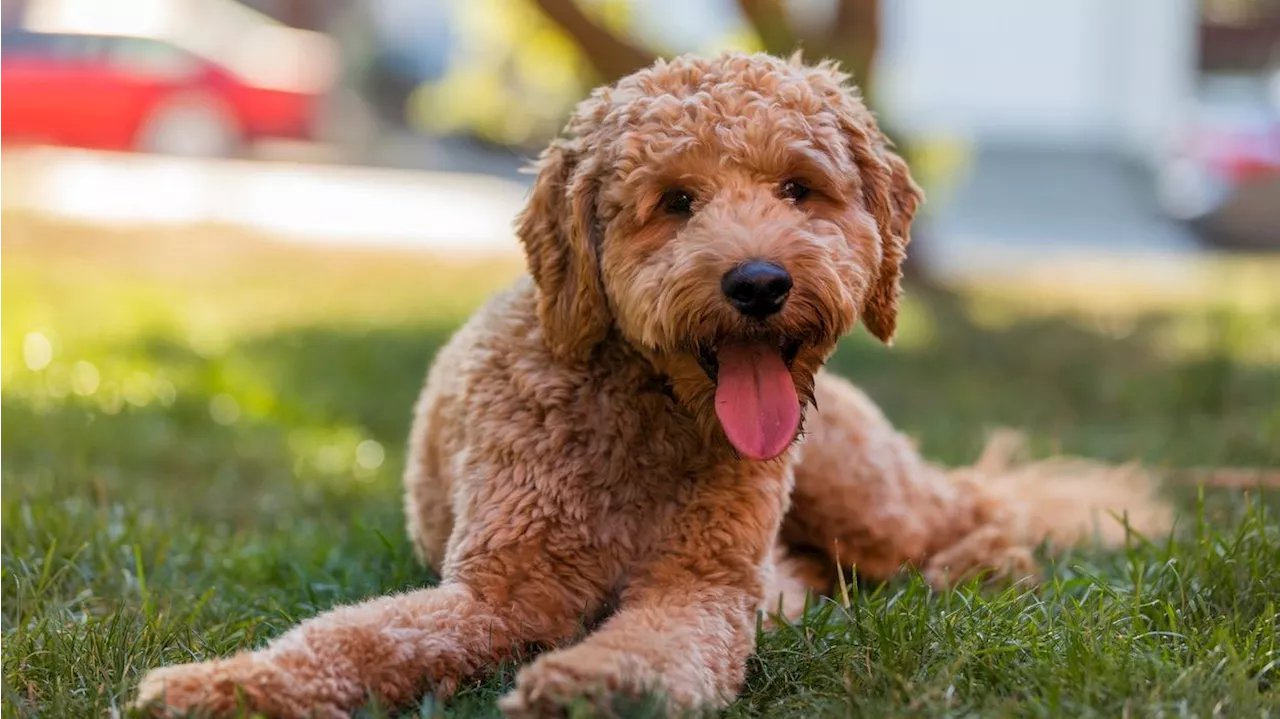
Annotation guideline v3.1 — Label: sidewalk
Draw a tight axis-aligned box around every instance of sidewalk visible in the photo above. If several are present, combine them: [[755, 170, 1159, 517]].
[[921, 146, 1205, 281], [2, 146, 530, 257]]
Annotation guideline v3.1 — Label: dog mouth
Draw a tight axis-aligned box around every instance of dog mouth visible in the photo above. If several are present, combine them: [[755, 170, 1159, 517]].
[[695, 337, 801, 382], [694, 336, 804, 462]]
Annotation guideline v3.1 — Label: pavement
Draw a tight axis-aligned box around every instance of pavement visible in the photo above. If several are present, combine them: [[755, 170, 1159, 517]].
[[2, 143, 530, 257], [920, 146, 1205, 281]]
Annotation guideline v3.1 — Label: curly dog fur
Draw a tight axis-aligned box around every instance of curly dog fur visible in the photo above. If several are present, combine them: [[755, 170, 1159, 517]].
[[135, 52, 1171, 718]]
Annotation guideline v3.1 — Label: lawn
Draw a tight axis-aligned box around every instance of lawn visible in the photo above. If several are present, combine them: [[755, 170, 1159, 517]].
[[3, 214, 1278, 718]]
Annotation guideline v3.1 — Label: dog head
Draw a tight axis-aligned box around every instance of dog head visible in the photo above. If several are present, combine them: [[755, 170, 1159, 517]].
[[518, 52, 922, 461]]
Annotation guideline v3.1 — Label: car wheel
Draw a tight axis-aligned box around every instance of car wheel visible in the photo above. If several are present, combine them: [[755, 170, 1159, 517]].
[[135, 93, 242, 158]]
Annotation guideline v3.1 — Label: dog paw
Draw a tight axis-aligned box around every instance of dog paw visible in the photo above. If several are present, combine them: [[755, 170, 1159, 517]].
[[133, 656, 330, 719], [498, 649, 660, 719], [923, 537, 1038, 589], [134, 660, 241, 718]]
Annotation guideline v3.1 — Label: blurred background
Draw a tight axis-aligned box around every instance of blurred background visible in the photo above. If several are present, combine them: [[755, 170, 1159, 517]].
[[3, 0, 1280, 260]]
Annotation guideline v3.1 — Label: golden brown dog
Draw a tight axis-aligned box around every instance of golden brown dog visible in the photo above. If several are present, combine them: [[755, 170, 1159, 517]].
[[135, 52, 1169, 718]]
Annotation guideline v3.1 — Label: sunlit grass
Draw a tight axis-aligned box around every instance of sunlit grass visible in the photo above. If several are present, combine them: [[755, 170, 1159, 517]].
[[2, 215, 1277, 717]]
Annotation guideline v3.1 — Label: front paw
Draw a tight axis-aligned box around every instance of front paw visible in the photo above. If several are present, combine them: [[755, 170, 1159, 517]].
[[498, 649, 661, 719], [133, 655, 323, 719], [134, 660, 241, 718]]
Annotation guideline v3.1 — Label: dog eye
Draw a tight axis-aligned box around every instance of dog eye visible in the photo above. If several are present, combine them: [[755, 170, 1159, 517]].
[[661, 189, 695, 217], [780, 179, 811, 203]]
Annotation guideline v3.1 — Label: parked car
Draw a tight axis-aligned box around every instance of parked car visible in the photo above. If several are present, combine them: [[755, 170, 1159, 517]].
[[1, 28, 328, 157], [1157, 73, 1280, 250]]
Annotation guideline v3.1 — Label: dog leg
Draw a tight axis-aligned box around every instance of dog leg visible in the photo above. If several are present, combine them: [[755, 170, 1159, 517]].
[[759, 543, 829, 625], [787, 373, 1170, 587], [133, 584, 525, 718], [500, 472, 787, 717], [134, 554, 597, 719], [784, 373, 989, 583], [500, 579, 757, 718]]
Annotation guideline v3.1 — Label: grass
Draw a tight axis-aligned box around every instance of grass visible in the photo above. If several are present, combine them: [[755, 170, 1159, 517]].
[[2, 214, 1278, 718]]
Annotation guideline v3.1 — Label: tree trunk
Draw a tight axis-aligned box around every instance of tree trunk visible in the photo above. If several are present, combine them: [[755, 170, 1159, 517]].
[[275, 0, 322, 31], [823, 0, 880, 102], [735, 0, 796, 57], [530, 0, 658, 81]]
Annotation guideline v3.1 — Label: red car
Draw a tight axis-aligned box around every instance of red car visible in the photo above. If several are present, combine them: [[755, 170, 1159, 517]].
[[2, 29, 326, 156], [1157, 74, 1280, 250]]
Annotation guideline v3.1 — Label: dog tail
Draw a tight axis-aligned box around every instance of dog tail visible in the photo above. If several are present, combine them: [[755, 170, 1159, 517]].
[[956, 429, 1174, 551]]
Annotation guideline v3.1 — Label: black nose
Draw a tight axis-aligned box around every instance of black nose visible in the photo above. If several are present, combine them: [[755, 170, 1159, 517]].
[[721, 261, 792, 318]]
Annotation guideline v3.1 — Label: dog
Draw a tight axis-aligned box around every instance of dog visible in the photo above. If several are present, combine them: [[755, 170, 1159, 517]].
[[135, 52, 1169, 718]]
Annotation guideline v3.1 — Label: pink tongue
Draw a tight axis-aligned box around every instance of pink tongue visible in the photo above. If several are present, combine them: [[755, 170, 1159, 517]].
[[714, 342, 801, 461]]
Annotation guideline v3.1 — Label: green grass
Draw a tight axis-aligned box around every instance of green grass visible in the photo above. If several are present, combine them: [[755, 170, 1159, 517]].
[[3, 215, 1278, 718]]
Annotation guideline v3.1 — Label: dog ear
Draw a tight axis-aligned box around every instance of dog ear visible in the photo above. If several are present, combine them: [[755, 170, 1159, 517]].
[[517, 138, 611, 361], [805, 60, 924, 344], [856, 144, 922, 344]]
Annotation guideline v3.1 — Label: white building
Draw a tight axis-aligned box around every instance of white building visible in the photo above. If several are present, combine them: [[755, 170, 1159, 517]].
[[878, 0, 1199, 168]]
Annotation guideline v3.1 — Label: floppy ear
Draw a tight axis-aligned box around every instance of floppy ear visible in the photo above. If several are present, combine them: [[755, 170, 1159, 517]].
[[517, 138, 611, 361], [856, 144, 922, 344], [805, 60, 923, 344]]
